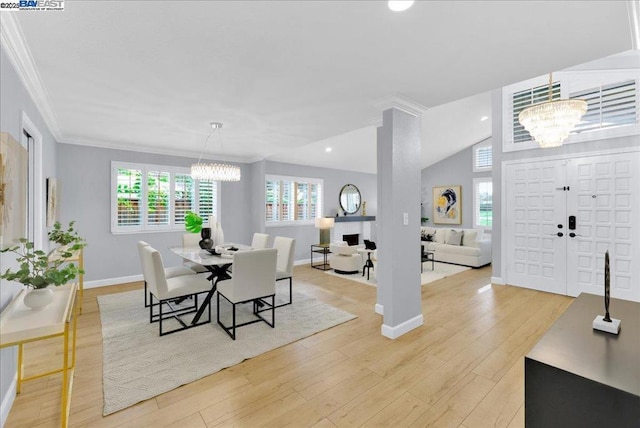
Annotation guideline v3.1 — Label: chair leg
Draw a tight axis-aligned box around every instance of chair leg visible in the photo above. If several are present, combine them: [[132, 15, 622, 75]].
[[274, 277, 293, 308], [144, 281, 149, 307]]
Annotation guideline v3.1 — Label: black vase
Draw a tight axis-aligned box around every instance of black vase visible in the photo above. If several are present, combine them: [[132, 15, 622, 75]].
[[199, 227, 213, 249]]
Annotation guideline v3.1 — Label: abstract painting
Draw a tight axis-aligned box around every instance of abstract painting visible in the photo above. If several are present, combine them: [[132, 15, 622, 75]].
[[433, 185, 461, 225], [46, 177, 57, 227], [0, 132, 28, 249]]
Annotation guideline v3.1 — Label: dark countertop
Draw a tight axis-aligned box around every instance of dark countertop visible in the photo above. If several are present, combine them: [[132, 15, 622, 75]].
[[526, 292, 639, 397]]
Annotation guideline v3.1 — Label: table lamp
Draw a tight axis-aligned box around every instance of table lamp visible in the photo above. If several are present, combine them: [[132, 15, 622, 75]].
[[315, 217, 335, 246]]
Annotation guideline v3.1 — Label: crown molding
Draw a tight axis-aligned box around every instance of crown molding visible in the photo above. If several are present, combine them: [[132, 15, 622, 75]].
[[629, 0, 640, 50], [58, 137, 257, 164], [373, 94, 429, 118], [0, 12, 63, 141]]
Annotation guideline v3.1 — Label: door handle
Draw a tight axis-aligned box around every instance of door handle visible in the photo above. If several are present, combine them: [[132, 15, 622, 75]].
[[569, 233, 582, 238]]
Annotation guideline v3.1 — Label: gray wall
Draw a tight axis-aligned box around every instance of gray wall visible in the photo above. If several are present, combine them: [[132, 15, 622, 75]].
[[490, 88, 640, 281], [56, 143, 254, 282], [263, 160, 377, 262], [55, 147, 378, 282], [421, 143, 491, 229], [0, 46, 59, 424]]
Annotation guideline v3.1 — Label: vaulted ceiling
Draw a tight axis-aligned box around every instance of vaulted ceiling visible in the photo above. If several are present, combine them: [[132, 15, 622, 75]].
[[3, 1, 636, 173]]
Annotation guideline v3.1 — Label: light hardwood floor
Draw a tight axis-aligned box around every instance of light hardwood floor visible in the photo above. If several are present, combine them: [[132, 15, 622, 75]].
[[5, 264, 573, 427]]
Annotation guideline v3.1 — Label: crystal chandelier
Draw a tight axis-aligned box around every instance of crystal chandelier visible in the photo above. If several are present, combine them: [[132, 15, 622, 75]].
[[518, 73, 588, 149], [190, 122, 241, 182]]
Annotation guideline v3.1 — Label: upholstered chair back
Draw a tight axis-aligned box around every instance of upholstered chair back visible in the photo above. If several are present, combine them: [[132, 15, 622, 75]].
[[273, 236, 295, 276], [223, 249, 277, 302], [143, 245, 170, 298], [251, 233, 270, 249]]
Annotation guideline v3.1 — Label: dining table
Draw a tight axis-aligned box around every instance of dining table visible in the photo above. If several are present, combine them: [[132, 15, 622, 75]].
[[170, 244, 250, 325]]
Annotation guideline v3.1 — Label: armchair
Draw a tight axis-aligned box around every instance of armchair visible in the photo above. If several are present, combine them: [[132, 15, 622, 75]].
[[329, 241, 364, 274]]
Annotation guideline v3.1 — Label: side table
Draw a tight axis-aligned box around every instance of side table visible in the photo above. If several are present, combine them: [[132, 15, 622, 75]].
[[357, 248, 375, 280], [311, 244, 331, 270]]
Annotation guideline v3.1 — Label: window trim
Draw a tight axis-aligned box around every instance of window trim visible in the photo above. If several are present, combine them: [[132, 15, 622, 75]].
[[473, 177, 492, 231], [110, 161, 220, 234], [502, 69, 640, 153], [265, 174, 323, 227], [472, 139, 492, 173]]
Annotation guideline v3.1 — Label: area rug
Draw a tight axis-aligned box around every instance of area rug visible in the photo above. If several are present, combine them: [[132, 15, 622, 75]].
[[97, 284, 356, 415], [325, 261, 470, 286]]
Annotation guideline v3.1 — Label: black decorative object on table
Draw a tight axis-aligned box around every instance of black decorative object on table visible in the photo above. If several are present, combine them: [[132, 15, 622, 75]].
[[199, 227, 213, 249], [603, 250, 611, 322], [592, 250, 621, 334]]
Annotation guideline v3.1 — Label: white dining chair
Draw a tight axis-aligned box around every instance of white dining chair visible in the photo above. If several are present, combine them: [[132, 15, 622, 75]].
[[142, 245, 214, 336], [216, 248, 278, 340], [137, 241, 197, 307], [273, 236, 296, 307], [182, 233, 208, 274], [250, 233, 270, 249]]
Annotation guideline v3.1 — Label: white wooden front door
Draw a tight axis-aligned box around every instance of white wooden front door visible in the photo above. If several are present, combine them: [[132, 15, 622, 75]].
[[505, 160, 568, 295], [566, 153, 640, 301], [505, 150, 640, 302]]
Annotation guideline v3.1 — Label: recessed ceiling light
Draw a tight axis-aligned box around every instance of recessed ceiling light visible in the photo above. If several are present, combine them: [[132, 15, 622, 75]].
[[325, 147, 332, 153], [480, 116, 489, 122], [388, 1, 414, 12]]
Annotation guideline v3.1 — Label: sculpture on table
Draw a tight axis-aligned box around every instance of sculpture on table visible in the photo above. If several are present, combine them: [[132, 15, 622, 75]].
[[592, 250, 621, 334]]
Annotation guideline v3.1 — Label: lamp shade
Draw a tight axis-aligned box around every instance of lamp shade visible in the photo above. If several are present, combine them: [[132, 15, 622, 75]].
[[315, 217, 335, 229]]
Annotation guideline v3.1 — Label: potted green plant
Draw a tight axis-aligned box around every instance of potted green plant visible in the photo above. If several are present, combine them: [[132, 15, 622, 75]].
[[0, 221, 86, 310], [184, 211, 204, 233]]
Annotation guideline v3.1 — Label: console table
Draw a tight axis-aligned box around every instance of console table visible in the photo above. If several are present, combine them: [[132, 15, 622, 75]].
[[0, 283, 79, 428], [525, 292, 639, 427]]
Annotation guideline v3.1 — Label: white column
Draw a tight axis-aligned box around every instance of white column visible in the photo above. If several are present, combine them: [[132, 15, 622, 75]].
[[376, 107, 423, 338]]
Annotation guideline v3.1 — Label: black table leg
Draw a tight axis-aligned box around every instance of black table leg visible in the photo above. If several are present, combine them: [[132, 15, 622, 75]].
[[192, 263, 231, 325]]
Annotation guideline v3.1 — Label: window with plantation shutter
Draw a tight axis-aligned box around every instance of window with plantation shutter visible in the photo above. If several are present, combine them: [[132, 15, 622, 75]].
[[111, 161, 219, 233], [512, 81, 561, 144], [265, 175, 323, 226], [571, 80, 636, 134], [473, 178, 492, 230], [504, 70, 639, 152], [473, 140, 492, 172], [116, 168, 142, 227]]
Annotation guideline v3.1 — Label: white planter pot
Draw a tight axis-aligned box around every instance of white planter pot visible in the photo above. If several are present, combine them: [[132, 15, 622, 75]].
[[23, 288, 54, 311]]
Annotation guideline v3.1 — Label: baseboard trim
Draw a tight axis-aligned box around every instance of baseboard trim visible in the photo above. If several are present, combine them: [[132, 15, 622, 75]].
[[294, 258, 311, 266], [375, 304, 383, 315], [381, 314, 424, 339], [491, 276, 505, 285], [0, 373, 17, 428], [84, 274, 143, 289]]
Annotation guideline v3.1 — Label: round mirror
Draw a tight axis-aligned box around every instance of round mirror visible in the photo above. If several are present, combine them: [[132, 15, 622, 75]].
[[339, 184, 361, 215]]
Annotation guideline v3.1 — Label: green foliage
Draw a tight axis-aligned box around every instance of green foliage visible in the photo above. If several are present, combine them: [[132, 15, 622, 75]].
[[184, 211, 203, 233], [421, 217, 430, 224], [0, 221, 87, 289]]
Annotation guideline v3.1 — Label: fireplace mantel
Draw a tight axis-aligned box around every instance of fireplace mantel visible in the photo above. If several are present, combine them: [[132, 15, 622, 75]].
[[334, 216, 376, 223]]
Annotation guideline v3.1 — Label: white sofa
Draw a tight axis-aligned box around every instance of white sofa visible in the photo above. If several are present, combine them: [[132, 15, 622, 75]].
[[421, 227, 491, 268], [329, 241, 364, 274]]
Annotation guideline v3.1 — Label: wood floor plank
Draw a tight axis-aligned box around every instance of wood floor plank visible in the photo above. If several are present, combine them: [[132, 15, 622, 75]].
[[3, 264, 577, 428]]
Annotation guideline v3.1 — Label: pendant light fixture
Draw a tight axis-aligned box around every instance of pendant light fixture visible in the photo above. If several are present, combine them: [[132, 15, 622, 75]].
[[518, 73, 588, 149], [191, 122, 241, 182]]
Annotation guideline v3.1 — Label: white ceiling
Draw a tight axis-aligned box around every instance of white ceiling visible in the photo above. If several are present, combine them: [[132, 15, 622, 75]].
[[5, 1, 636, 173]]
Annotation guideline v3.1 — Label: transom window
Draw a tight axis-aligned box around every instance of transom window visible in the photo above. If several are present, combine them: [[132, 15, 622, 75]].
[[265, 175, 323, 226], [111, 161, 219, 233], [473, 140, 493, 172]]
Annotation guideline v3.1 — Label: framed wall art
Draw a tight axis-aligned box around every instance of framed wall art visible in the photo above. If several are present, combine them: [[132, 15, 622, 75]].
[[433, 185, 461, 225], [46, 177, 58, 227], [0, 132, 28, 249]]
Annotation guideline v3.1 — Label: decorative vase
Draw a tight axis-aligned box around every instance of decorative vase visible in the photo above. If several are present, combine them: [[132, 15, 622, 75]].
[[213, 223, 225, 246], [199, 227, 213, 249], [362, 201, 367, 216], [23, 288, 54, 311]]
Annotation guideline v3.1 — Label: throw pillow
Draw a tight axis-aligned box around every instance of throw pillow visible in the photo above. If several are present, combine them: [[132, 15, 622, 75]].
[[446, 229, 464, 246], [434, 229, 447, 243]]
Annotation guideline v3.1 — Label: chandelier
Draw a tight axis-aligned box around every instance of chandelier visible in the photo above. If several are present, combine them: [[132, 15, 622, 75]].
[[518, 73, 588, 149], [190, 122, 241, 182]]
